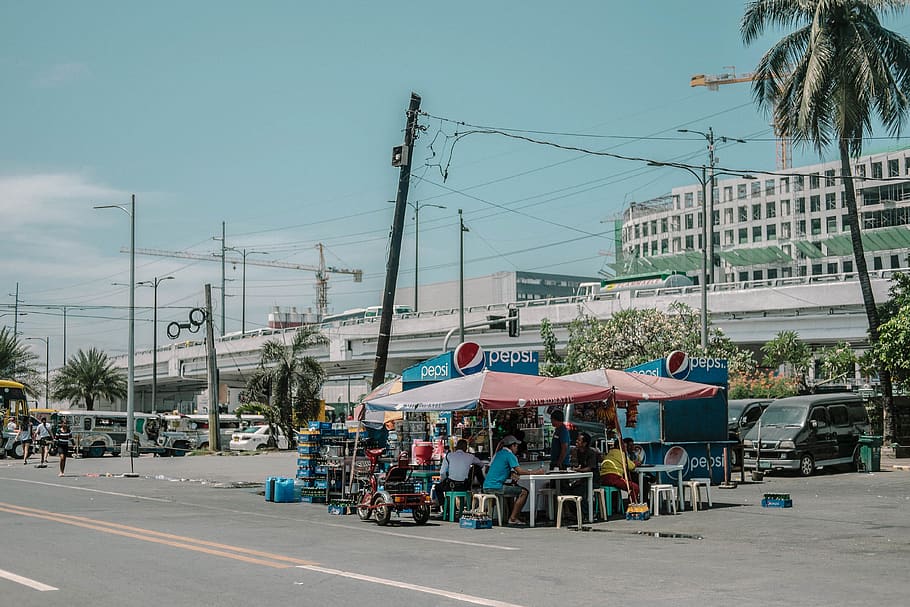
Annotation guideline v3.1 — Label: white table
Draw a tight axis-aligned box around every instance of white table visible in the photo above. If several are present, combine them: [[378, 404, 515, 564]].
[[636, 464, 685, 510], [519, 472, 593, 528]]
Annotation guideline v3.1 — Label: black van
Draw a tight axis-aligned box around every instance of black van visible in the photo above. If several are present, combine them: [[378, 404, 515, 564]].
[[742, 393, 871, 476]]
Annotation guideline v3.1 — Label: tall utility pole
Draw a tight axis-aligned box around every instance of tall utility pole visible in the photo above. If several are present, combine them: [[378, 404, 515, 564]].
[[224, 247, 267, 333], [459, 208, 468, 344], [372, 92, 421, 390], [12, 282, 19, 336], [137, 276, 174, 412], [204, 284, 221, 450], [220, 222, 226, 336], [410, 201, 445, 312]]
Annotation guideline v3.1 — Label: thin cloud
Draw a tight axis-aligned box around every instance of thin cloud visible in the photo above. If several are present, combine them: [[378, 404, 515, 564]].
[[0, 172, 127, 229], [32, 62, 90, 88]]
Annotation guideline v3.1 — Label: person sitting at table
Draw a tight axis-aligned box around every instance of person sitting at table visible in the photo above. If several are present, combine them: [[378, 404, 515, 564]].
[[438, 439, 485, 504], [483, 435, 546, 526], [600, 438, 640, 503], [566, 431, 601, 520]]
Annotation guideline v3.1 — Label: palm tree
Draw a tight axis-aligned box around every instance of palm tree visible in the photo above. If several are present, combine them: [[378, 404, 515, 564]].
[[242, 326, 327, 447], [742, 0, 910, 440], [0, 327, 42, 396], [52, 348, 127, 410]]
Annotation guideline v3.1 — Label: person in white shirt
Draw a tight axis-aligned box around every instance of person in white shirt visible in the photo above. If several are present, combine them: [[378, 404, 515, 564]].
[[438, 439, 485, 504], [17, 418, 34, 464], [34, 416, 54, 466]]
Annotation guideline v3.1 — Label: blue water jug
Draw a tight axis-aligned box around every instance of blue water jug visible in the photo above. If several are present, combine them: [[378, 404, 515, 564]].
[[265, 476, 277, 502], [275, 477, 299, 503]]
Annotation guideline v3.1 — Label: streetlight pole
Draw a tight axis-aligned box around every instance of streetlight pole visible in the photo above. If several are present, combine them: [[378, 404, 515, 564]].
[[412, 202, 445, 313], [137, 276, 174, 412], [95, 194, 136, 459], [25, 336, 49, 406], [459, 208, 469, 344], [225, 248, 267, 333]]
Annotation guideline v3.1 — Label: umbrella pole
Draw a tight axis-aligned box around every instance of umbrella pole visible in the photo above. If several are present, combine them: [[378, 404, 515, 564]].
[[613, 404, 635, 503], [487, 409, 494, 456], [348, 420, 362, 495]]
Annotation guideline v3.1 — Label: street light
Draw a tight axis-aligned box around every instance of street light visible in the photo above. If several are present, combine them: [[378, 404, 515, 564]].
[[459, 208, 469, 344], [648, 162, 710, 349], [25, 336, 49, 407], [225, 248, 267, 333], [95, 194, 136, 458], [388, 200, 446, 312], [137, 276, 174, 413], [678, 128, 747, 283]]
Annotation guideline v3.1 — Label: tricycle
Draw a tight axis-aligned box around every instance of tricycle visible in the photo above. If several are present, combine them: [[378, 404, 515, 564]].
[[355, 448, 432, 526]]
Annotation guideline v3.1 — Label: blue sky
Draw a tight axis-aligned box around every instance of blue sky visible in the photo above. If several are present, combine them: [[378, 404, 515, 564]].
[[2, 1, 910, 366]]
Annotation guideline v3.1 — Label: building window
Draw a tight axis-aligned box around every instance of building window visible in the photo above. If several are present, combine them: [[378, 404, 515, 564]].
[[827, 262, 839, 274], [826, 193, 837, 210], [874, 256, 883, 270], [856, 163, 866, 177], [889, 159, 899, 177], [811, 218, 822, 235], [781, 222, 791, 239], [661, 218, 668, 233], [842, 214, 851, 229], [642, 223, 649, 237], [812, 263, 823, 275], [843, 260, 853, 273], [739, 271, 749, 281], [697, 189, 704, 204], [795, 175, 804, 191], [751, 181, 762, 198], [651, 241, 658, 255], [724, 229, 734, 245], [752, 204, 762, 220], [753, 226, 762, 241], [810, 195, 821, 212], [651, 220, 657, 235], [810, 173, 820, 189], [685, 214, 694, 230], [780, 177, 790, 193], [765, 179, 775, 195], [661, 239, 669, 254], [826, 216, 838, 233], [685, 235, 694, 249], [738, 228, 748, 244], [891, 254, 900, 268], [825, 169, 836, 187], [798, 220, 806, 236], [685, 192, 694, 208], [738, 206, 748, 222], [796, 197, 806, 213], [872, 162, 883, 179], [724, 208, 733, 224], [767, 224, 777, 240], [671, 216, 680, 231], [724, 186, 733, 201], [634, 224, 640, 239], [738, 184, 747, 199], [753, 270, 764, 280], [781, 199, 790, 215], [905, 157, 910, 175], [768, 268, 778, 279], [766, 201, 777, 218]]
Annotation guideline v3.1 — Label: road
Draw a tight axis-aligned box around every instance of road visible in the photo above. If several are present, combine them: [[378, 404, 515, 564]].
[[1, 452, 909, 606]]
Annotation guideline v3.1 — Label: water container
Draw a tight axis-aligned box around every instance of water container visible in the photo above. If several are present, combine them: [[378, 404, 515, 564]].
[[274, 478, 299, 503], [265, 476, 278, 502], [412, 441, 433, 465]]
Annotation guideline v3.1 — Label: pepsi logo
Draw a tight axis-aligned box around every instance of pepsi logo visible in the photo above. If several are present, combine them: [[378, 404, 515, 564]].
[[664, 350, 690, 380], [454, 342, 485, 376]]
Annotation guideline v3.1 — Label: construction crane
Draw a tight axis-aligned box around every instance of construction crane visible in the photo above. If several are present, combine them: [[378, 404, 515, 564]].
[[690, 66, 792, 170], [125, 244, 363, 320]]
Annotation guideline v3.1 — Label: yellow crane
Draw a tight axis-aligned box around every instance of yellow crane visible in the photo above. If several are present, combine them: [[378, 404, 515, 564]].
[[690, 66, 792, 170], [125, 243, 363, 321]]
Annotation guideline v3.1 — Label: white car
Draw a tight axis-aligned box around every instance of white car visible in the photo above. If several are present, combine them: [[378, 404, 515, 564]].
[[229, 425, 289, 451]]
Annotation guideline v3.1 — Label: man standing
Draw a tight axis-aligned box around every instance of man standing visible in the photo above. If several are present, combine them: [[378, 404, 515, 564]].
[[549, 409, 571, 470]]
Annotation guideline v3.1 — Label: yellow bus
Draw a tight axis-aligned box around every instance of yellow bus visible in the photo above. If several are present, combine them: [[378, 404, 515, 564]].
[[1, 379, 31, 458]]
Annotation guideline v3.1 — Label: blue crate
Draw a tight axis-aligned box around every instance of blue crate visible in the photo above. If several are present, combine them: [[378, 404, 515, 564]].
[[314, 479, 328, 489], [315, 465, 328, 475], [761, 497, 793, 508], [459, 517, 493, 529], [297, 444, 320, 454], [301, 495, 326, 503], [307, 421, 332, 431], [296, 468, 316, 479]]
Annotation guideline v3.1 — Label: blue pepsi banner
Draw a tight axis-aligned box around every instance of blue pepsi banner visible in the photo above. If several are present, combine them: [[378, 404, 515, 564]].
[[401, 344, 540, 385], [626, 351, 728, 386]]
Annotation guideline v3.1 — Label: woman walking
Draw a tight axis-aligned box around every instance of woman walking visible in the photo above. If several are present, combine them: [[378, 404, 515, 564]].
[[55, 422, 73, 477]]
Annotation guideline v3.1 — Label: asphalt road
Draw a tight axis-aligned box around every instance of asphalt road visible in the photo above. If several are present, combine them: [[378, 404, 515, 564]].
[[1, 451, 908, 607]]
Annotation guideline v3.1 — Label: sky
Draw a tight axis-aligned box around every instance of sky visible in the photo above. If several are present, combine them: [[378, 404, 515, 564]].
[[3, 1, 910, 368]]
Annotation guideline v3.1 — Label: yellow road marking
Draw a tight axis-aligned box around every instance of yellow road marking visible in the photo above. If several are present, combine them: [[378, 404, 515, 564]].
[[0, 502, 316, 569]]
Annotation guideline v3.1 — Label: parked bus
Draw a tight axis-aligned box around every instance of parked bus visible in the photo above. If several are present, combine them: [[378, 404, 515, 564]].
[[1, 380, 31, 458], [56, 410, 163, 457]]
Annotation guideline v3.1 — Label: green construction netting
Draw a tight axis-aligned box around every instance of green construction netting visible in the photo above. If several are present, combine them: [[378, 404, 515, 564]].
[[793, 239, 825, 259], [823, 226, 910, 256], [717, 246, 793, 267], [620, 251, 703, 275]]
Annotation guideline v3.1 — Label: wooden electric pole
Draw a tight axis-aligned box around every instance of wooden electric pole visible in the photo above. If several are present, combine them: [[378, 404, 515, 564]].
[[204, 284, 221, 450], [372, 92, 421, 389]]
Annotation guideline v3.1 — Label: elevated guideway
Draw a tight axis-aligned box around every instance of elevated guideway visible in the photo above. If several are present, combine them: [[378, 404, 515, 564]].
[[115, 269, 900, 403]]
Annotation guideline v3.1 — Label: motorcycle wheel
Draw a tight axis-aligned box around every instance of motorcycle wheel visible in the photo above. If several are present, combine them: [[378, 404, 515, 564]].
[[374, 494, 393, 526], [412, 504, 430, 525]]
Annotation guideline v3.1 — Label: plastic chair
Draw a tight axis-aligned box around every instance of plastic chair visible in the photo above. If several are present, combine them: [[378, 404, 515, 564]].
[[683, 478, 712, 511], [536, 487, 556, 520], [444, 491, 472, 522], [592, 487, 610, 519], [472, 493, 503, 526], [650, 484, 677, 516], [556, 495, 583, 529]]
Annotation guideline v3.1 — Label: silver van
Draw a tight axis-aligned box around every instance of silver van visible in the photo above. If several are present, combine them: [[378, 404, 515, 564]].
[[742, 393, 871, 476]]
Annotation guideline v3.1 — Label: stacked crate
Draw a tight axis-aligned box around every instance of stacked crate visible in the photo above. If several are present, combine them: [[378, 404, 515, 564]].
[[297, 422, 330, 503]]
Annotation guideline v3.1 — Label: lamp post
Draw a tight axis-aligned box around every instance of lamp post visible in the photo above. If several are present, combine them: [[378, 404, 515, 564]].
[[137, 276, 174, 412], [678, 128, 746, 283], [95, 194, 136, 458], [25, 336, 49, 406], [411, 202, 446, 312], [648, 162, 710, 349], [225, 248, 267, 333], [458, 208, 469, 344]]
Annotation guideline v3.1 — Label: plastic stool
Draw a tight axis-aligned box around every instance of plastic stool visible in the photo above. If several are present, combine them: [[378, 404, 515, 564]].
[[444, 491, 472, 522], [683, 478, 712, 511], [592, 487, 610, 519], [650, 484, 677, 516], [556, 495, 583, 529], [536, 488, 557, 520], [472, 493, 503, 526]]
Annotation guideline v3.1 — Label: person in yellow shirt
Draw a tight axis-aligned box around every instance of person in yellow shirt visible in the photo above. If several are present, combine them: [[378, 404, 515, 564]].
[[600, 438, 640, 502]]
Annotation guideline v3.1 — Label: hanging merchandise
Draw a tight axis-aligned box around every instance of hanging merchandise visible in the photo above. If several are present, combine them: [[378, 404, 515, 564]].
[[625, 401, 639, 428], [594, 402, 617, 429]]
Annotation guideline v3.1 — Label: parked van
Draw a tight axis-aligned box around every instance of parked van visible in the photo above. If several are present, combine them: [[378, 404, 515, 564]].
[[57, 411, 163, 457], [742, 393, 871, 476], [157, 413, 265, 454]]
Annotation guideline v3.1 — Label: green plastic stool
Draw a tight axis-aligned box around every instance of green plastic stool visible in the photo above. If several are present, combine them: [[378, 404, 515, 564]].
[[594, 486, 622, 519], [444, 491, 472, 522]]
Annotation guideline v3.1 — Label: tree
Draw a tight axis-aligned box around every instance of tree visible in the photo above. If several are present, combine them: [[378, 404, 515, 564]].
[[242, 326, 327, 447], [52, 348, 127, 410], [538, 318, 564, 377], [0, 327, 42, 395], [742, 0, 910, 440], [877, 305, 910, 387], [761, 330, 812, 391]]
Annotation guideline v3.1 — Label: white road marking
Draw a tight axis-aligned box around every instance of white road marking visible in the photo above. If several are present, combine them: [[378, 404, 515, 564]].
[[297, 564, 524, 607], [0, 568, 58, 592], [0, 477, 171, 502]]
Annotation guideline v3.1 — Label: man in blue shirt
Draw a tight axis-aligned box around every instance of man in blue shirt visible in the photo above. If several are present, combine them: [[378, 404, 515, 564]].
[[549, 409, 571, 470], [483, 435, 545, 526]]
